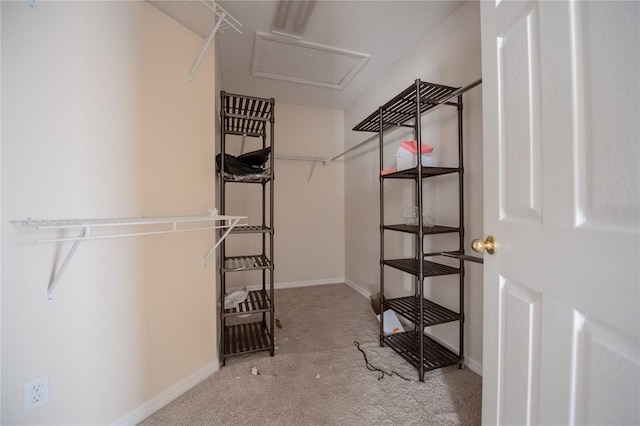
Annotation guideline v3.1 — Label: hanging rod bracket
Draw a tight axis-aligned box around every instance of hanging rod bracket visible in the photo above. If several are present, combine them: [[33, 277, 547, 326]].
[[189, 13, 223, 82], [46, 227, 86, 303], [202, 216, 245, 266], [186, 2, 243, 81], [308, 162, 317, 182]]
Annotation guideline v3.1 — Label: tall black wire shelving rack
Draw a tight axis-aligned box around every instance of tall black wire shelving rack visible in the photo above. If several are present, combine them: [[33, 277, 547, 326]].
[[218, 91, 275, 365], [354, 79, 481, 381]]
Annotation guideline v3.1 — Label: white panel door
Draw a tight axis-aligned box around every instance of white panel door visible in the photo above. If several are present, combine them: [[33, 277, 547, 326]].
[[480, 1, 639, 425]]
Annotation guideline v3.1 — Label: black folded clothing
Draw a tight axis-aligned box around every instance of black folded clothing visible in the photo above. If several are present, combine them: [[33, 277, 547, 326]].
[[215, 147, 271, 175], [237, 148, 271, 167]]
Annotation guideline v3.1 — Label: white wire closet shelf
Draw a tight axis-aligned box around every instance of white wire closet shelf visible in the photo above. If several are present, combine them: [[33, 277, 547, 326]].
[[11, 213, 246, 303], [148, 1, 241, 37], [148, 1, 242, 81]]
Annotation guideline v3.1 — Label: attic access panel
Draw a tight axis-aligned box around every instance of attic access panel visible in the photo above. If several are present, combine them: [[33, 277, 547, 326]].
[[252, 32, 370, 90]]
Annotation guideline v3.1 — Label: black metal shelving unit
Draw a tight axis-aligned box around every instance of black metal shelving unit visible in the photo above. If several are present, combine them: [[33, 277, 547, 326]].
[[354, 79, 479, 381], [219, 91, 275, 365]]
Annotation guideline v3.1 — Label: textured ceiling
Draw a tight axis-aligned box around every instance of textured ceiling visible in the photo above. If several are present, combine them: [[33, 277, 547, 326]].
[[161, 1, 463, 110], [215, 1, 462, 109]]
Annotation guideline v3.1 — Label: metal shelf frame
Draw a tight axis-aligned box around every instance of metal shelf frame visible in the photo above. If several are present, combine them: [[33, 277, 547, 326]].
[[219, 91, 276, 364], [353, 79, 476, 382], [384, 332, 461, 372], [223, 289, 272, 317], [384, 295, 462, 327], [224, 321, 273, 356]]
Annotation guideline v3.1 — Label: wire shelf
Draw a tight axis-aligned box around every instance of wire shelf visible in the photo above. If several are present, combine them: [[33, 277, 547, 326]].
[[384, 296, 461, 327], [353, 80, 460, 133], [13, 214, 242, 231], [224, 321, 273, 356], [223, 290, 271, 317], [382, 258, 461, 277], [382, 224, 460, 235], [230, 225, 273, 234], [384, 332, 461, 372], [11, 213, 245, 302], [222, 92, 274, 137], [223, 255, 271, 272], [382, 167, 461, 179]]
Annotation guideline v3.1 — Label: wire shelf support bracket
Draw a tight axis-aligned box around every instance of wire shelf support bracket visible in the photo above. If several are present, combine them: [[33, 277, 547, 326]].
[[189, 2, 242, 82], [11, 212, 246, 303]]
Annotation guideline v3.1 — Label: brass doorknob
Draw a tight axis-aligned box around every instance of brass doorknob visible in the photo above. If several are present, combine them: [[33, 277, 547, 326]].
[[471, 236, 496, 254]]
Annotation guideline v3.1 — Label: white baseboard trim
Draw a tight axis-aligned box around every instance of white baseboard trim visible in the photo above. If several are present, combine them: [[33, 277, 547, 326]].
[[111, 361, 219, 426], [464, 355, 482, 376], [275, 278, 345, 289], [344, 278, 372, 299], [244, 278, 345, 292], [113, 279, 343, 425]]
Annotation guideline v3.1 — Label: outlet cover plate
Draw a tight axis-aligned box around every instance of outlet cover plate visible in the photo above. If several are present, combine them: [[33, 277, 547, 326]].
[[24, 374, 49, 411]]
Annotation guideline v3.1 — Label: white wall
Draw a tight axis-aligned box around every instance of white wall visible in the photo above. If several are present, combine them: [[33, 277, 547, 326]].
[[0, 1, 3, 415], [343, 1, 484, 373], [274, 103, 345, 286], [1, 2, 216, 424], [221, 103, 345, 289]]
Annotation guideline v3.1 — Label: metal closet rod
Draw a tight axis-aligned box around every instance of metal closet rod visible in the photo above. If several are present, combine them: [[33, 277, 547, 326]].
[[275, 155, 327, 163], [275, 155, 329, 182], [331, 78, 482, 162]]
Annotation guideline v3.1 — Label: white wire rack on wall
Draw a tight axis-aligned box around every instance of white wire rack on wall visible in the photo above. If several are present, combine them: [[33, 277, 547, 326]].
[[148, 0, 242, 81], [11, 211, 246, 303]]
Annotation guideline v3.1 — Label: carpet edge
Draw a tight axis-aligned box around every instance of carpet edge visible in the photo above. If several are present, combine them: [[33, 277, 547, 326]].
[[110, 361, 219, 426]]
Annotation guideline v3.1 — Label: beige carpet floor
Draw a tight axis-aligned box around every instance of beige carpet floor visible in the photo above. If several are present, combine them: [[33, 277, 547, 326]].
[[140, 284, 482, 425]]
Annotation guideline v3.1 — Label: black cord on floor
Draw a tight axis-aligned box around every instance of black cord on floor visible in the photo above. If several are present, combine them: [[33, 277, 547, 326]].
[[354, 341, 412, 382]]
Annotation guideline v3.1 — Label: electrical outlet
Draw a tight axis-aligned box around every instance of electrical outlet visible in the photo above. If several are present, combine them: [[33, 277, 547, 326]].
[[24, 375, 49, 412]]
